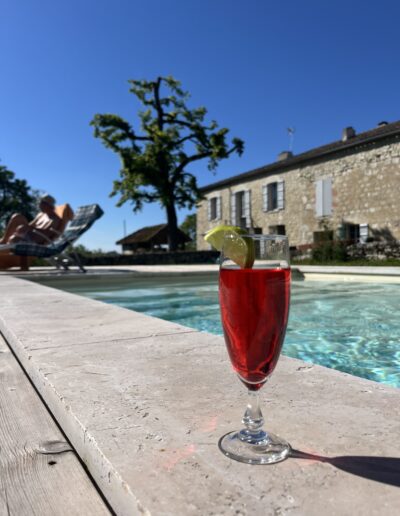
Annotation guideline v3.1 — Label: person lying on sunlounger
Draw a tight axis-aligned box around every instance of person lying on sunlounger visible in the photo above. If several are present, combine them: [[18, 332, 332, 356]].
[[0, 194, 63, 245]]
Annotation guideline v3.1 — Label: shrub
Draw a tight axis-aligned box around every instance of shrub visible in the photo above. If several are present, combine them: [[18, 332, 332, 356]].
[[311, 241, 348, 262]]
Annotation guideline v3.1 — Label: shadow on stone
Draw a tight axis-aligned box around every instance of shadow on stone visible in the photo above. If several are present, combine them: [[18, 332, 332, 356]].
[[290, 449, 400, 488], [290, 268, 305, 281]]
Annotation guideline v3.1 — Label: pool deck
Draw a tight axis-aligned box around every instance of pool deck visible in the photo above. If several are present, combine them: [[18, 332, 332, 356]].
[[0, 266, 399, 515]]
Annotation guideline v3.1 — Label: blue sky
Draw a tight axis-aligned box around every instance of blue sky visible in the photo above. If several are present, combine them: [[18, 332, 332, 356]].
[[1, 0, 400, 250]]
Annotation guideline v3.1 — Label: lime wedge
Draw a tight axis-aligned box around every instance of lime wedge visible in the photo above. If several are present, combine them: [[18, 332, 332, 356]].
[[223, 232, 255, 268], [204, 225, 255, 269], [204, 225, 242, 251]]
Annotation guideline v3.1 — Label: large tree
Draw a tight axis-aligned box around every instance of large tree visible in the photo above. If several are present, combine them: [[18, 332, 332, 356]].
[[0, 163, 38, 232], [91, 76, 244, 250], [180, 213, 196, 250]]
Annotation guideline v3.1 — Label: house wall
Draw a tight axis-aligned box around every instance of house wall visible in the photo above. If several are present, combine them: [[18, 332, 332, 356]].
[[197, 138, 400, 250]]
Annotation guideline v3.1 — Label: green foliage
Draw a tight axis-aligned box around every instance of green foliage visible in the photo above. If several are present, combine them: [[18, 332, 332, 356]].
[[180, 213, 196, 250], [311, 241, 349, 262], [0, 162, 38, 232], [91, 76, 244, 250], [69, 244, 117, 257]]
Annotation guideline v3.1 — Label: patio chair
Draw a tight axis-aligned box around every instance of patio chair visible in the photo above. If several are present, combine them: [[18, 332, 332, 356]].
[[0, 204, 104, 272]]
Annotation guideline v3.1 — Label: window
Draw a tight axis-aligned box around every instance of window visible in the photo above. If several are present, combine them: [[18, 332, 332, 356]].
[[231, 190, 251, 228], [263, 181, 285, 211], [337, 223, 368, 243], [338, 223, 359, 243], [315, 178, 332, 217], [207, 196, 221, 221], [268, 183, 278, 210], [236, 192, 245, 226], [269, 225, 286, 235]]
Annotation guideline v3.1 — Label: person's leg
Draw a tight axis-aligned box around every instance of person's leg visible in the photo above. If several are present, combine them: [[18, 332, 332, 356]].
[[0, 214, 29, 243], [8, 223, 31, 243]]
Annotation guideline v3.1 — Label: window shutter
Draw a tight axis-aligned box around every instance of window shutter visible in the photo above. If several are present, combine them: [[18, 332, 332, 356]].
[[262, 185, 268, 212], [231, 193, 236, 225], [322, 177, 332, 215], [316, 178, 332, 216], [216, 196, 222, 220], [244, 190, 251, 227], [207, 199, 212, 221], [359, 224, 369, 243], [277, 181, 285, 210], [316, 180, 323, 216]]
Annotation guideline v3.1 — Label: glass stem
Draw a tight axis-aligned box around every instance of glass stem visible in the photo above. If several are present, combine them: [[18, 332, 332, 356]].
[[242, 390, 265, 436]]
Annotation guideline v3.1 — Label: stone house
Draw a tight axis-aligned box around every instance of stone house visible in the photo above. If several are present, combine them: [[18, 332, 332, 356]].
[[196, 120, 400, 250]]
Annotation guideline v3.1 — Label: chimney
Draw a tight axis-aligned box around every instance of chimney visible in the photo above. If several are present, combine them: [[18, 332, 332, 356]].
[[341, 127, 356, 141], [277, 150, 293, 162]]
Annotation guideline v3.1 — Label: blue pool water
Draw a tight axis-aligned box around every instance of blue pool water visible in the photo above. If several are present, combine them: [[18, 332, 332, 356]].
[[64, 277, 400, 388]]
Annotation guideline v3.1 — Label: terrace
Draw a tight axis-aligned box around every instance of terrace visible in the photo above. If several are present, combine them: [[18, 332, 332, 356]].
[[1, 265, 399, 515]]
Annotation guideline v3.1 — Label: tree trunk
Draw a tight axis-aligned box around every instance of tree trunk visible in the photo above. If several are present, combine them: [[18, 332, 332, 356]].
[[165, 202, 179, 251]]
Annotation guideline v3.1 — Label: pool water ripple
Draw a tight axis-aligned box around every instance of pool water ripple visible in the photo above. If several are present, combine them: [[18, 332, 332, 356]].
[[66, 278, 400, 388]]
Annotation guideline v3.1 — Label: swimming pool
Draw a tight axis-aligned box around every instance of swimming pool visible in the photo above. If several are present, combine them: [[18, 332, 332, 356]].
[[52, 275, 400, 388]]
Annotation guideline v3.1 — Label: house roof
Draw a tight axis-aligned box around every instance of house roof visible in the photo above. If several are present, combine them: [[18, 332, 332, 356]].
[[200, 120, 400, 193], [116, 224, 191, 245]]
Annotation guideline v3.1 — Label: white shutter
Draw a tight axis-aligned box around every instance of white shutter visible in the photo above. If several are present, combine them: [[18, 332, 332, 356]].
[[322, 177, 332, 215], [359, 223, 369, 243], [207, 199, 212, 221], [277, 181, 285, 210], [244, 190, 251, 227], [231, 193, 236, 225], [263, 185, 268, 212], [216, 196, 221, 220], [316, 178, 332, 216], [316, 180, 323, 216]]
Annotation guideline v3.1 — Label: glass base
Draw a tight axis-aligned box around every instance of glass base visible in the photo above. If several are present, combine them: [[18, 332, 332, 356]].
[[219, 429, 291, 465]]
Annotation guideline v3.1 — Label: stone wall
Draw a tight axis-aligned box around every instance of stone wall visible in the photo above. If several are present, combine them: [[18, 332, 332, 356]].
[[347, 242, 400, 260], [197, 137, 400, 250]]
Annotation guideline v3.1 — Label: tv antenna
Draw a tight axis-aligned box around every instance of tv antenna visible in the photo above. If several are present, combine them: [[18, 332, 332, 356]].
[[287, 127, 295, 152]]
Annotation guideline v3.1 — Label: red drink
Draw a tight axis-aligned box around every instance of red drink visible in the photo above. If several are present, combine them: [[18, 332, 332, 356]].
[[219, 267, 291, 390]]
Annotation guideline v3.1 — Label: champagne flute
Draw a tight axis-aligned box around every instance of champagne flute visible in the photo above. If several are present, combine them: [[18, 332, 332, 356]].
[[218, 233, 291, 464]]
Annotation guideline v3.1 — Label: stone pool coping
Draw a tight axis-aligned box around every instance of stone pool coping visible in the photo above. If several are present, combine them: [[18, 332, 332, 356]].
[[297, 265, 400, 283], [0, 270, 399, 514], [2, 263, 400, 280]]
